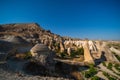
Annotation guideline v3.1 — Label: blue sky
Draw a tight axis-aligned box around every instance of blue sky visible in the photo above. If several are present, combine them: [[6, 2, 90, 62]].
[[0, 0, 120, 40]]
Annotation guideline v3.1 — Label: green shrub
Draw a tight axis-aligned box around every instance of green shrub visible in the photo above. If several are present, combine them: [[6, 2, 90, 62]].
[[114, 64, 120, 72], [107, 63, 113, 70], [60, 52, 67, 58], [85, 71, 91, 78], [70, 47, 84, 58], [102, 71, 108, 76], [84, 65, 97, 78], [89, 65, 97, 75], [108, 76, 116, 80], [24, 51, 32, 59], [76, 47, 84, 55], [114, 54, 120, 61], [102, 62, 106, 67], [102, 71, 116, 80], [91, 76, 100, 80]]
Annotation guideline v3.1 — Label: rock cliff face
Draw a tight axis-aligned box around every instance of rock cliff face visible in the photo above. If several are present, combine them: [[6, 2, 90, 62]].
[[0, 23, 65, 52]]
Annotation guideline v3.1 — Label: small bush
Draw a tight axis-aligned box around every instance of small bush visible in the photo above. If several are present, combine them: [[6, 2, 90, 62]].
[[102, 71, 116, 80], [114, 64, 120, 72], [60, 52, 67, 58], [84, 65, 97, 78], [91, 76, 100, 80], [102, 62, 106, 67], [70, 47, 84, 58], [114, 54, 120, 61], [85, 71, 91, 78], [24, 51, 32, 59], [107, 63, 113, 70], [76, 47, 84, 55]]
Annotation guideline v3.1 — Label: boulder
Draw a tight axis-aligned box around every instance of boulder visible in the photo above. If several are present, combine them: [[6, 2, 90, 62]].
[[67, 48, 71, 56], [30, 44, 54, 67], [30, 44, 49, 57], [60, 42, 65, 53]]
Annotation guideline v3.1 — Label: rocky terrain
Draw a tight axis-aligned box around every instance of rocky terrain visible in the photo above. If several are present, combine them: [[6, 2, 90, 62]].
[[0, 23, 120, 80]]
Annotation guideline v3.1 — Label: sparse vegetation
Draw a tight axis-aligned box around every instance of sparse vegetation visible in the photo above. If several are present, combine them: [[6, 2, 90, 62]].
[[24, 51, 32, 59], [70, 47, 84, 58], [91, 76, 100, 80], [114, 54, 120, 61], [107, 43, 120, 50], [59, 52, 68, 58], [84, 65, 97, 78], [112, 51, 120, 61], [102, 61, 106, 67], [114, 64, 120, 72], [15, 51, 32, 60], [76, 47, 84, 55], [107, 63, 113, 70], [102, 71, 116, 80]]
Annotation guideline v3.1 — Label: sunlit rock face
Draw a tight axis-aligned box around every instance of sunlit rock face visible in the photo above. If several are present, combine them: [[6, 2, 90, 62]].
[[83, 41, 94, 64], [30, 44, 49, 57], [30, 44, 54, 68], [88, 40, 97, 52], [4, 35, 33, 53], [63, 40, 103, 64]]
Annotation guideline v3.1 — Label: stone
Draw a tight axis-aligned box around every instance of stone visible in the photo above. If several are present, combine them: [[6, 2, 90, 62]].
[[83, 41, 94, 64], [30, 44, 49, 57], [60, 42, 65, 53], [67, 48, 71, 56], [30, 44, 54, 67]]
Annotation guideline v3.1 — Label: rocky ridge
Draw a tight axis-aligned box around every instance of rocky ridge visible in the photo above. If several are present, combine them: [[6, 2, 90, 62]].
[[0, 23, 66, 53]]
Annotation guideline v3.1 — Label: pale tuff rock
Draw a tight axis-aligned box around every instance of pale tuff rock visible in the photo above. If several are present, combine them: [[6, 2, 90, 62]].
[[110, 47, 120, 56], [48, 40, 53, 50], [83, 41, 94, 64], [102, 44, 119, 62], [67, 48, 71, 56], [30, 44, 54, 67], [64, 40, 103, 60], [64, 40, 95, 64], [6, 35, 29, 45], [60, 42, 65, 53], [30, 44, 49, 57], [88, 40, 97, 52]]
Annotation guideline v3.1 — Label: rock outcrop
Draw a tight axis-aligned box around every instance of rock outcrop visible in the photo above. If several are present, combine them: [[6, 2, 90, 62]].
[[83, 41, 94, 64], [30, 44, 54, 70], [0, 23, 66, 53]]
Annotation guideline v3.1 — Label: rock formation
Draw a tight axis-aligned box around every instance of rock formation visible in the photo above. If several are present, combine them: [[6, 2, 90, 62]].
[[67, 48, 71, 56], [30, 44, 54, 69], [0, 23, 68, 53], [83, 41, 94, 64]]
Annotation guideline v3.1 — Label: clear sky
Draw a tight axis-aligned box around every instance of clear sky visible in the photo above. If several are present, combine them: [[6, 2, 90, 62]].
[[0, 0, 120, 40]]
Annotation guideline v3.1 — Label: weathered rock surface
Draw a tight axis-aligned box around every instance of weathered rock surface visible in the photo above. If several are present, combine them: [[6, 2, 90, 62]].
[[0, 40, 16, 61], [0, 23, 67, 53], [30, 44, 55, 70]]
